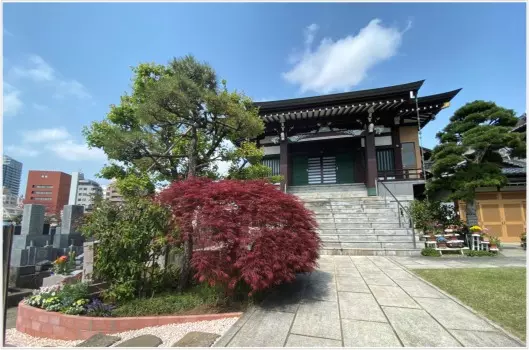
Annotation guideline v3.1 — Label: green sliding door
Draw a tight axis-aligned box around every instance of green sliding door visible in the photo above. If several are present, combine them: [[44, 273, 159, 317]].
[[336, 152, 355, 184], [291, 155, 308, 186]]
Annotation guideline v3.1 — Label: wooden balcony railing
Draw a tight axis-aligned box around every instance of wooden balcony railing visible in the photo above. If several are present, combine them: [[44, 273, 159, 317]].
[[378, 168, 424, 181]]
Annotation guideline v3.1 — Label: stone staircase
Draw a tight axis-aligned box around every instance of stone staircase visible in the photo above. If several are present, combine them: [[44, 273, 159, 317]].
[[289, 184, 421, 256]]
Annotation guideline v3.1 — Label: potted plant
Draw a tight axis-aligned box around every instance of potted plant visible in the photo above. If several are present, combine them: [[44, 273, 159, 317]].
[[436, 236, 447, 249], [469, 225, 482, 234], [52, 251, 76, 276], [489, 236, 500, 250], [521, 233, 526, 250]]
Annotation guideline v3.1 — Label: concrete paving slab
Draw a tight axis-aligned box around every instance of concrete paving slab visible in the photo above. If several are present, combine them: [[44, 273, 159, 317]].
[[335, 267, 361, 276], [414, 297, 497, 331], [338, 291, 386, 322], [304, 272, 337, 301], [227, 310, 295, 347], [291, 300, 342, 340], [394, 280, 446, 299], [341, 319, 402, 347], [285, 334, 342, 347], [449, 330, 523, 347], [369, 285, 421, 309], [336, 275, 370, 293], [360, 273, 397, 286], [383, 268, 416, 281], [382, 306, 462, 347]]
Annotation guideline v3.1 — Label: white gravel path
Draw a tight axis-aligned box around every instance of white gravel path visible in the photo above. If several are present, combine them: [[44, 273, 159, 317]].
[[5, 317, 239, 347]]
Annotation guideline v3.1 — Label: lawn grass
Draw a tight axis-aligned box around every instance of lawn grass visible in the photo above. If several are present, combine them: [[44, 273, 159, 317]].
[[112, 283, 249, 317], [413, 268, 526, 341]]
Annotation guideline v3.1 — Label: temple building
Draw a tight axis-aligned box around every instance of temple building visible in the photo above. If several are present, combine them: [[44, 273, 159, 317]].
[[254, 80, 461, 198]]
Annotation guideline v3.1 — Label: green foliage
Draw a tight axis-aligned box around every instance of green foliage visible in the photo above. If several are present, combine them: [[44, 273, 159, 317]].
[[81, 197, 179, 301], [24, 282, 94, 316], [464, 250, 497, 257], [427, 101, 526, 201], [83, 55, 264, 186], [421, 248, 441, 257], [59, 282, 90, 308], [112, 283, 223, 317], [226, 141, 283, 183], [101, 281, 136, 303], [409, 200, 461, 232]]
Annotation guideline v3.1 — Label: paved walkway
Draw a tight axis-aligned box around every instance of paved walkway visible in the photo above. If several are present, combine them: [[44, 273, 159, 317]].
[[391, 249, 526, 270], [215, 256, 524, 347]]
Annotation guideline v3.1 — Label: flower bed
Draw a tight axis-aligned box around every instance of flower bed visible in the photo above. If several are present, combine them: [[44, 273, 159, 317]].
[[16, 302, 242, 340]]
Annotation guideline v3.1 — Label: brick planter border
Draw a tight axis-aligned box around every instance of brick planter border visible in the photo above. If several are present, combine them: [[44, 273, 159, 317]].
[[16, 302, 242, 340]]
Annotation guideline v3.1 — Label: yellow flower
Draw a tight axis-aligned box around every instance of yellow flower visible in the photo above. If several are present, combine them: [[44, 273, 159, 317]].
[[469, 225, 482, 232]]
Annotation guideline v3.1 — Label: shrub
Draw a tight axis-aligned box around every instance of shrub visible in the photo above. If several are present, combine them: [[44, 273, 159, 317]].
[[421, 248, 441, 257], [112, 283, 222, 317], [24, 282, 113, 316], [409, 200, 462, 232], [158, 178, 321, 296], [81, 197, 179, 300], [86, 298, 114, 317], [465, 250, 497, 257]]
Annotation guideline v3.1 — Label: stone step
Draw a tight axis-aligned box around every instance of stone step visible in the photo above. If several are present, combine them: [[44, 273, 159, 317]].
[[295, 194, 369, 199], [288, 184, 367, 192], [315, 214, 400, 220], [317, 228, 414, 235], [316, 217, 401, 224], [319, 234, 419, 243], [322, 241, 417, 249], [319, 247, 422, 257]]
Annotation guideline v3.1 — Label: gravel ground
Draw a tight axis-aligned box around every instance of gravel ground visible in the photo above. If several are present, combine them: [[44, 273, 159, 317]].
[[5, 317, 239, 347]]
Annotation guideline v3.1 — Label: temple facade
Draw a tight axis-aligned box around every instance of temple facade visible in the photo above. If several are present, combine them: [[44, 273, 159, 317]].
[[254, 80, 461, 197]]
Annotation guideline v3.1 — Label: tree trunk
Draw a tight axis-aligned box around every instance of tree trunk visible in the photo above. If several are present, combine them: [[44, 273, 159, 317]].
[[177, 238, 193, 292], [465, 199, 478, 226], [187, 124, 198, 178], [178, 123, 198, 292]]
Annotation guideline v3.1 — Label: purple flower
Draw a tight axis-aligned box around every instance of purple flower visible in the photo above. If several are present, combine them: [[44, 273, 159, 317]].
[[86, 298, 114, 317]]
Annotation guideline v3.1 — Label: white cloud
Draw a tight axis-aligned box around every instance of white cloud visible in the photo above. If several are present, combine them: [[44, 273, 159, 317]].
[[54, 80, 91, 100], [283, 19, 409, 94], [10, 55, 91, 99], [12, 55, 55, 82], [5, 145, 40, 157], [33, 103, 49, 111], [22, 127, 71, 143], [46, 140, 106, 161], [10, 126, 106, 162], [4, 82, 23, 117]]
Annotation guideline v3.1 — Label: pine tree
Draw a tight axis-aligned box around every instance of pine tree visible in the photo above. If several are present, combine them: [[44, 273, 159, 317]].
[[427, 100, 525, 224]]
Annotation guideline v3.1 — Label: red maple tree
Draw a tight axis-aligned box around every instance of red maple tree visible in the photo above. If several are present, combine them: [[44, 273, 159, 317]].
[[157, 177, 321, 295]]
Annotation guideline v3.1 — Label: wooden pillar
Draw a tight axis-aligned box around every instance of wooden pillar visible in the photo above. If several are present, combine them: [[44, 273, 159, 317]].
[[364, 131, 378, 196], [279, 139, 289, 192], [392, 126, 403, 179]]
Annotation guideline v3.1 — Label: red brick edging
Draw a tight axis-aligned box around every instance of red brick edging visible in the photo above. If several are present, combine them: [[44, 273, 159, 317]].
[[16, 302, 242, 340]]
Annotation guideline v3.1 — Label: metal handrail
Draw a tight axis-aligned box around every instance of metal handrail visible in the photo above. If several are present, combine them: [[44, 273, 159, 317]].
[[378, 181, 417, 249]]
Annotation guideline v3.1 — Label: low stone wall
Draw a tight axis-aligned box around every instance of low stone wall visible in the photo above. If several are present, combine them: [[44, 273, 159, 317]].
[[16, 302, 242, 340]]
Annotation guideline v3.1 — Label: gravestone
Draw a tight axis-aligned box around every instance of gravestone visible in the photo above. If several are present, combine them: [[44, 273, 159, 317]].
[[21, 205, 45, 236], [53, 205, 85, 249], [9, 204, 86, 289], [82, 241, 95, 283]]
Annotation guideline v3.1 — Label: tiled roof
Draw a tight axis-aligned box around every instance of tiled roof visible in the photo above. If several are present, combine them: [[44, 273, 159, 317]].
[[502, 167, 526, 175]]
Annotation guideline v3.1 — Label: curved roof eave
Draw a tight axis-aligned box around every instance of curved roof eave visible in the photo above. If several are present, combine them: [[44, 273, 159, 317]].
[[254, 80, 425, 112]]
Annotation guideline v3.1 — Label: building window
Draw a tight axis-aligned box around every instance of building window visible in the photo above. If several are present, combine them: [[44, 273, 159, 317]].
[[31, 197, 52, 201], [32, 191, 52, 195], [401, 142, 417, 169], [33, 185, 53, 188]]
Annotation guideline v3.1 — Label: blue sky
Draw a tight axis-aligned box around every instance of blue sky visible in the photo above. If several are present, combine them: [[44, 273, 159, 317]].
[[4, 2, 526, 196]]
